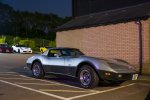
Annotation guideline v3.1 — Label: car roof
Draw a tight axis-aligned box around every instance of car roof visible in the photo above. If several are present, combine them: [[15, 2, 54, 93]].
[[48, 47, 79, 50]]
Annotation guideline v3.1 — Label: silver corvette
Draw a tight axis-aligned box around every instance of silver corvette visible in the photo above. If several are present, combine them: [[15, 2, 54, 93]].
[[26, 47, 138, 88]]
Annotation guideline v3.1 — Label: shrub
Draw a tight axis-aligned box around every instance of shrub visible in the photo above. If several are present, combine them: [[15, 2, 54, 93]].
[[0, 35, 6, 43], [0, 35, 55, 51]]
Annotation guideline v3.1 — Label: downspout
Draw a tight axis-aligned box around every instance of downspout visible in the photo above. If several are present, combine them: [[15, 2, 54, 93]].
[[135, 20, 143, 75]]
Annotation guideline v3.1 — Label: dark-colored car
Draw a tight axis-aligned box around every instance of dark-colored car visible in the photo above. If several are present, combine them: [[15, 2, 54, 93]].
[[0, 43, 13, 53]]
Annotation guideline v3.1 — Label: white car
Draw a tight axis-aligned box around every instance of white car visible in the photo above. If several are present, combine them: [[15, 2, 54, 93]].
[[12, 44, 32, 53]]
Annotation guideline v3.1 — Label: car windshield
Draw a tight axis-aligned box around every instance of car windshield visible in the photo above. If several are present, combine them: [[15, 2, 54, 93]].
[[0, 44, 9, 47], [16, 45, 27, 47], [61, 49, 84, 57]]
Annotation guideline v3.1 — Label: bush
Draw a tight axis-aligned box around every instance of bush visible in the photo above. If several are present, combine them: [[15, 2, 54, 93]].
[[0, 35, 6, 43], [0, 35, 55, 51]]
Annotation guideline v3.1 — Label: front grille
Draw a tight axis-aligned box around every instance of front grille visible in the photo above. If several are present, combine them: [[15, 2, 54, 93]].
[[116, 73, 132, 80], [106, 73, 133, 80]]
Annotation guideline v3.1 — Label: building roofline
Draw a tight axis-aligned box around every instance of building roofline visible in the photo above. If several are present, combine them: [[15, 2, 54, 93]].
[[57, 2, 150, 31]]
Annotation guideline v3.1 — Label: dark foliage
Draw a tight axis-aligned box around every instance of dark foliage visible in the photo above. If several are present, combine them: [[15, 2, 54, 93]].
[[0, 3, 71, 41]]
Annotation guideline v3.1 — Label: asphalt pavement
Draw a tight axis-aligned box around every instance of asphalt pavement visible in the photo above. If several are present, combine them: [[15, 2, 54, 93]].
[[0, 53, 150, 100]]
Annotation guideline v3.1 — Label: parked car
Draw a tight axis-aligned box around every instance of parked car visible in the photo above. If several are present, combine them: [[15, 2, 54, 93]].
[[12, 44, 32, 53], [0, 43, 13, 53], [40, 46, 51, 53], [26, 47, 138, 88]]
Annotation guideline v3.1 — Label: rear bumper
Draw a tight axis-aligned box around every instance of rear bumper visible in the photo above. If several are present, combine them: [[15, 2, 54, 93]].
[[98, 70, 138, 82]]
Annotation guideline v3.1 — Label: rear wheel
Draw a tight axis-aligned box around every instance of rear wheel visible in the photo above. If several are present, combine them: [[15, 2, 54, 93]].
[[32, 62, 44, 79], [78, 65, 99, 88]]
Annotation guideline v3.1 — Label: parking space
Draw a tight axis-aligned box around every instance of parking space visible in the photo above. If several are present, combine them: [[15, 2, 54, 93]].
[[0, 73, 98, 99], [0, 54, 150, 100], [0, 72, 149, 100]]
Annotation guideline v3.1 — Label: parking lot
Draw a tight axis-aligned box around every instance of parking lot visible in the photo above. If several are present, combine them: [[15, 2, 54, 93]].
[[0, 53, 150, 100]]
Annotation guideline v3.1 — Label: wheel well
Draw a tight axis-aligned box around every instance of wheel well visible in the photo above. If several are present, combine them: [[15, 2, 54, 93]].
[[31, 59, 42, 70], [76, 62, 100, 79]]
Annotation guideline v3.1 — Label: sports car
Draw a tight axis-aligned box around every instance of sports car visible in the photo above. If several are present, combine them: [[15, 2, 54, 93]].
[[12, 44, 32, 53], [26, 47, 138, 88], [0, 43, 13, 53]]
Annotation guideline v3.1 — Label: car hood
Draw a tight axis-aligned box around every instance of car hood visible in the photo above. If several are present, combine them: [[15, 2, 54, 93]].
[[19, 47, 31, 50], [80, 55, 135, 72]]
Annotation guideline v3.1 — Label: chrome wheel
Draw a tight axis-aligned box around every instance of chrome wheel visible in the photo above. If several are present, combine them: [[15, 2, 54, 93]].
[[80, 69, 91, 86], [32, 62, 44, 79], [32, 64, 41, 77], [78, 65, 99, 88]]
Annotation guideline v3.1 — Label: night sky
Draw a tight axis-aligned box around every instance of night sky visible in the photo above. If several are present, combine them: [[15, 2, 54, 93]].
[[0, 0, 72, 17]]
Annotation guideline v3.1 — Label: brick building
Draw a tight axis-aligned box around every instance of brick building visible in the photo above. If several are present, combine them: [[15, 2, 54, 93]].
[[56, 1, 150, 70]]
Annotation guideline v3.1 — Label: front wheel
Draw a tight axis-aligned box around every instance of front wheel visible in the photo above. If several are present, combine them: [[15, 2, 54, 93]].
[[18, 49, 20, 53], [32, 62, 44, 79], [78, 65, 99, 89]]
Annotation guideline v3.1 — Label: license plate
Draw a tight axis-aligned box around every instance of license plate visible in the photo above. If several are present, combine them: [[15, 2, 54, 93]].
[[6, 50, 9, 52], [132, 74, 138, 80]]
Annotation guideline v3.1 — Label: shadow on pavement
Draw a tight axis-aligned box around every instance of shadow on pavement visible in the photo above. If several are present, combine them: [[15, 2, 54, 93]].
[[145, 91, 150, 100], [12, 67, 123, 89]]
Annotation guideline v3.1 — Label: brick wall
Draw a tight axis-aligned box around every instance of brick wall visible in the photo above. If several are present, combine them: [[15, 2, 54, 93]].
[[56, 20, 150, 65]]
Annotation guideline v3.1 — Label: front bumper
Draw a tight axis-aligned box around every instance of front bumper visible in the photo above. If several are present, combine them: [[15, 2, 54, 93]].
[[26, 63, 32, 69], [98, 70, 138, 82], [21, 50, 32, 53]]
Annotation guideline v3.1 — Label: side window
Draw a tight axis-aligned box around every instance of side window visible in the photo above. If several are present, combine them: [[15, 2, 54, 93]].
[[61, 50, 69, 56], [47, 49, 61, 57]]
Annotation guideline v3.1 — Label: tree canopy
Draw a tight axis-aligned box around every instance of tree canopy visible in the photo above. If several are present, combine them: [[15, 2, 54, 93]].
[[0, 3, 71, 41]]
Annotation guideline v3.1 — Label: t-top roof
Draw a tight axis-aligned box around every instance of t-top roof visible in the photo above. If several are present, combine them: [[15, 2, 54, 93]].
[[57, 2, 150, 31]]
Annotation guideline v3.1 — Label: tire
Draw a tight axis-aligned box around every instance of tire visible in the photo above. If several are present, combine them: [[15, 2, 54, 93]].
[[32, 62, 45, 79], [18, 49, 20, 53], [78, 65, 99, 89]]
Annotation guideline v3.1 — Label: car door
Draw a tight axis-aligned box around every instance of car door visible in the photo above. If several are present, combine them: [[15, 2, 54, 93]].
[[61, 49, 81, 76], [44, 49, 66, 74], [64, 56, 79, 76]]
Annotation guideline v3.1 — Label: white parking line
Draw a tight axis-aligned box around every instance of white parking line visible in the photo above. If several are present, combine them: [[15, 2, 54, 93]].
[[19, 75, 30, 78], [19, 75, 98, 92], [0, 73, 137, 100], [40, 89, 92, 93], [16, 82, 61, 85], [0, 80, 67, 100], [0, 72, 17, 74], [68, 83, 135, 100], [0, 77, 34, 80], [0, 74, 18, 76]]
